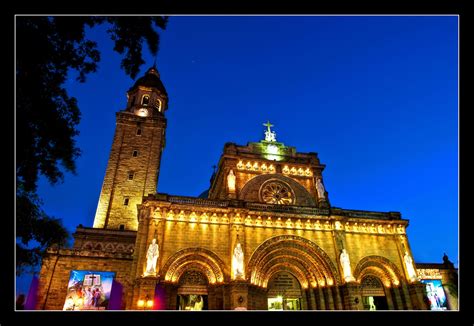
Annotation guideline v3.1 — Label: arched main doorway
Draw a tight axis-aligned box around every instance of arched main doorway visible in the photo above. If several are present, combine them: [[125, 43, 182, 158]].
[[176, 270, 209, 310], [360, 275, 388, 310], [267, 271, 303, 311]]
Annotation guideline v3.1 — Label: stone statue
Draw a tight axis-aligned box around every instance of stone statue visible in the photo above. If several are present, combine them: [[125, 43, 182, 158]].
[[263, 121, 277, 142], [144, 239, 159, 276], [232, 241, 244, 279], [404, 251, 418, 282], [340, 249, 355, 282], [316, 178, 326, 200], [227, 169, 236, 192]]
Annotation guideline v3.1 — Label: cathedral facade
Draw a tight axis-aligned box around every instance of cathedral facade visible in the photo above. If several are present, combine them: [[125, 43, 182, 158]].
[[36, 66, 456, 311]]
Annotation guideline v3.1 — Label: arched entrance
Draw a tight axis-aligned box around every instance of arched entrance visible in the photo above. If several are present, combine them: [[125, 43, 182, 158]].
[[353, 255, 404, 310], [267, 271, 303, 311], [360, 275, 388, 310], [161, 248, 227, 310], [177, 270, 208, 310], [248, 235, 341, 310]]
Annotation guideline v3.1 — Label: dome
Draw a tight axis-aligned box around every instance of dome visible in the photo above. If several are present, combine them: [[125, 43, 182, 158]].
[[128, 66, 168, 95]]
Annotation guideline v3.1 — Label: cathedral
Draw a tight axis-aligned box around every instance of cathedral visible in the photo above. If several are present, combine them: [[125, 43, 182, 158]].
[[36, 65, 458, 311]]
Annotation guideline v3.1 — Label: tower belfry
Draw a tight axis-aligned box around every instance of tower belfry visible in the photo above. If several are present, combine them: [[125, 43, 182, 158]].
[[92, 65, 169, 230]]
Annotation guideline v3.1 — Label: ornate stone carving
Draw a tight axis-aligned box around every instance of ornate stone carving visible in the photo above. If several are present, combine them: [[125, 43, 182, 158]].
[[260, 181, 294, 205]]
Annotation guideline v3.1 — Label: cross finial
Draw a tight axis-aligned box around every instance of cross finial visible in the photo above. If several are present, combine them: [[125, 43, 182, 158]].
[[153, 56, 157, 68], [263, 121, 274, 133], [263, 121, 277, 142]]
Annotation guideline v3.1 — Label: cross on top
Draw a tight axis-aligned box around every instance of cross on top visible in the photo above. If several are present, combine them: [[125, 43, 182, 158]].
[[263, 121, 274, 133], [263, 121, 277, 142]]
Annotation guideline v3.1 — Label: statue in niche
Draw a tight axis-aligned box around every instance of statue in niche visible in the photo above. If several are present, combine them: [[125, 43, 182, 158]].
[[316, 178, 326, 200], [404, 251, 418, 282], [340, 249, 355, 282], [227, 169, 236, 192], [232, 240, 244, 279], [144, 239, 159, 276]]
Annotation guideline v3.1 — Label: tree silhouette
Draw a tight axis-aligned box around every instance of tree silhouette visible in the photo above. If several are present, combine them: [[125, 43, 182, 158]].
[[16, 16, 168, 274]]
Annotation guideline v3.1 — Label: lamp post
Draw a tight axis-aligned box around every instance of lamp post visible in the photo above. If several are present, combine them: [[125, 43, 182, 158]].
[[137, 295, 154, 310]]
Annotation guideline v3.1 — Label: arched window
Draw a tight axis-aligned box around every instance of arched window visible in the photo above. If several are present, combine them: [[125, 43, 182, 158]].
[[142, 95, 150, 106], [155, 98, 162, 112]]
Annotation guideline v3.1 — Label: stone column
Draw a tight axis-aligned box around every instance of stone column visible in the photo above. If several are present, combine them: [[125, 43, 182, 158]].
[[323, 287, 335, 310], [341, 283, 362, 310], [384, 286, 395, 310], [229, 280, 249, 310], [401, 283, 413, 309], [408, 283, 429, 310], [315, 287, 326, 310], [390, 286, 403, 310], [441, 269, 458, 310], [333, 286, 343, 310], [133, 278, 158, 310]]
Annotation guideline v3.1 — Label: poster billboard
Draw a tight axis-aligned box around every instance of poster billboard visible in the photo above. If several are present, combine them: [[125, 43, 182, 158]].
[[420, 279, 448, 310], [63, 270, 116, 310]]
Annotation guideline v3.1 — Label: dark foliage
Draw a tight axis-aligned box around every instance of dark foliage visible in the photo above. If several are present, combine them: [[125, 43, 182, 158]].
[[16, 16, 168, 275]]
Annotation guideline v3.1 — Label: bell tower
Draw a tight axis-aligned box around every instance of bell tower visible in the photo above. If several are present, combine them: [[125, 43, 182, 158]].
[[93, 65, 168, 230]]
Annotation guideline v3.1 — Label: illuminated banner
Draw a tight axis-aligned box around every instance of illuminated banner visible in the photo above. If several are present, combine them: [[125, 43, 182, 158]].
[[420, 279, 448, 310], [63, 270, 116, 310]]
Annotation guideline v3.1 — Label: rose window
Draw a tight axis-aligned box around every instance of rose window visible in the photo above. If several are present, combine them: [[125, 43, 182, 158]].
[[260, 181, 294, 205]]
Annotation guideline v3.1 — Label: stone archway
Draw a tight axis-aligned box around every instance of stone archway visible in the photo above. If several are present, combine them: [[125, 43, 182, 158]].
[[176, 270, 209, 310], [267, 271, 304, 310], [161, 247, 227, 284], [161, 248, 227, 310], [353, 255, 405, 310], [247, 235, 340, 310], [248, 235, 340, 288]]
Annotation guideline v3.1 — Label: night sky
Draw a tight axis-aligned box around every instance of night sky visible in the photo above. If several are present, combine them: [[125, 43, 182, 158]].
[[16, 16, 458, 296]]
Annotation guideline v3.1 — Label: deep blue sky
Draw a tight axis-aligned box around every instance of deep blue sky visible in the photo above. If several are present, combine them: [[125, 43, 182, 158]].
[[17, 16, 458, 295]]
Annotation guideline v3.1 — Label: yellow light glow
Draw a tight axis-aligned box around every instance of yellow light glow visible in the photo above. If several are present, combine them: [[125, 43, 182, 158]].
[[290, 167, 297, 174], [269, 165, 275, 172], [246, 162, 252, 170], [283, 166, 289, 174], [393, 279, 400, 286], [76, 298, 83, 306], [298, 168, 304, 175], [237, 161, 244, 169], [253, 162, 259, 171], [327, 279, 334, 286], [261, 163, 267, 171], [305, 168, 312, 176], [146, 300, 154, 308], [137, 300, 145, 307]]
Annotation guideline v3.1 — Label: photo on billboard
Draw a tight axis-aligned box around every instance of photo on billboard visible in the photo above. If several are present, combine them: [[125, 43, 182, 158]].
[[63, 270, 116, 310], [420, 279, 448, 310]]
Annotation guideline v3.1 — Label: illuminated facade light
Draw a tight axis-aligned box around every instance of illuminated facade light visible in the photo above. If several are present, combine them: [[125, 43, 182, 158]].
[[283, 165, 290, 174], [137, 299, 145, 308]]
